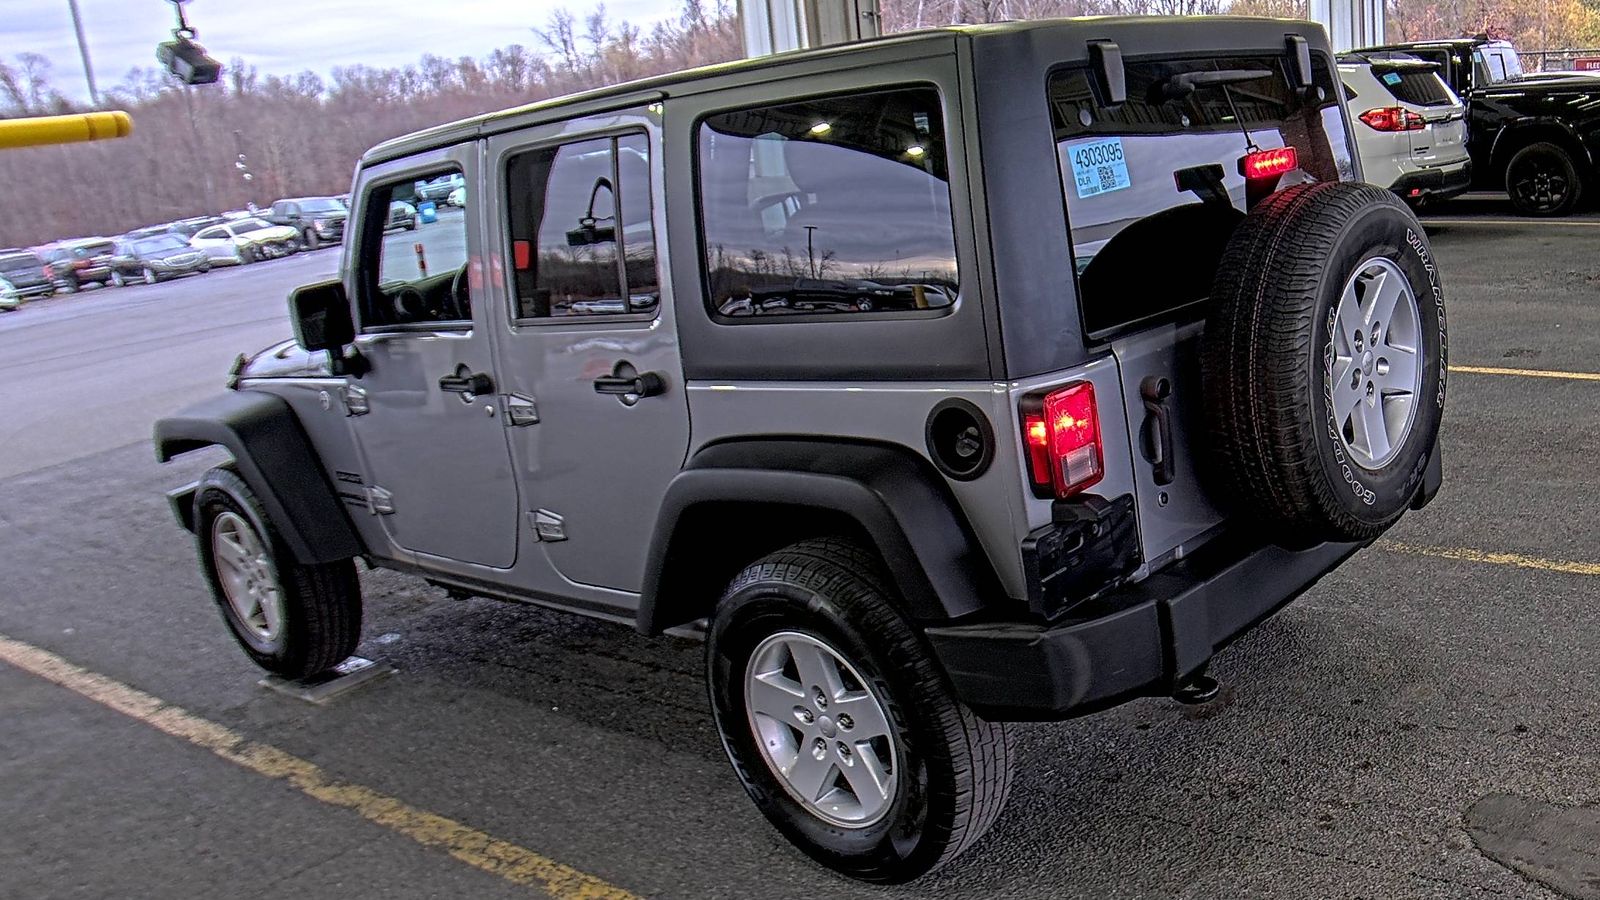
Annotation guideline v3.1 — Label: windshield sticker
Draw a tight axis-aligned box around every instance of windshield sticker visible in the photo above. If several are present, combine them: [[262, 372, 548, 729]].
[[1381, 71, 1403, 85], [1067, 137, 1132, 199]]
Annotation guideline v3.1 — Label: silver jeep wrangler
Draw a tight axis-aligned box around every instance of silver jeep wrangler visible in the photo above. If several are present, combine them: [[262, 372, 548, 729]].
[[157, 16, 1445, 883]]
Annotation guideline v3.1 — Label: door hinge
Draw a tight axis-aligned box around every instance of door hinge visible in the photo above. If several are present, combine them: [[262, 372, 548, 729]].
[[504, 393, 539, 427], [531, 509, 565, 541], [341, 384, 370, 416], [364, 486, 395, 515]]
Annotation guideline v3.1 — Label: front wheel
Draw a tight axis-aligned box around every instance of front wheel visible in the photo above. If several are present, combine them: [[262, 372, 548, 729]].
[[707, 539, 1014, 883], [194, 466, 362, 678], [303, 229, 320, 251], [142, 267, 157, 285], [110, 270, 126, 287], [1506, 142, 1583, 216]]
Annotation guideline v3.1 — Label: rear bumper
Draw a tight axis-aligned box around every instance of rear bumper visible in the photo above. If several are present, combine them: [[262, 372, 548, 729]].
[[1390, 159, 1473, 202], [927, 447, 1442, 721]]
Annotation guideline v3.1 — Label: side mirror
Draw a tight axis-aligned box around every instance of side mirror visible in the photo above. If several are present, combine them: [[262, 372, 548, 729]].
[[290, 279, 354, 354]]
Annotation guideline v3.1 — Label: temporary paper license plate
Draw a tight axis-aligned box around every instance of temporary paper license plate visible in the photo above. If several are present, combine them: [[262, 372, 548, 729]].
[[1068, 136, 1132, 199]]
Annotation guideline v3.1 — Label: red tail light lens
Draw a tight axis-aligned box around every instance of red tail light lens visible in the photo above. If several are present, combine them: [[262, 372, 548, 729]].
[[1238, 146, 1299, 180], [1358, 107, 1425, 132], [1020, 382, 1103, 499]]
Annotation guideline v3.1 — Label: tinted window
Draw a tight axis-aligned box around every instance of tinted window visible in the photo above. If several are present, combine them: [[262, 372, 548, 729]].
[[232, 219, 274, 234], [505, 133, 658, 319], [0, 253, 39, 273], [1374, 65, 1455, 106], [300, 198, 343, 213], [697, 88, 958, 318], [195, 227, 226, 240], [135, 236, 188, 254], [1049, 55, 1353, 336], [360, 170, 471, 328]]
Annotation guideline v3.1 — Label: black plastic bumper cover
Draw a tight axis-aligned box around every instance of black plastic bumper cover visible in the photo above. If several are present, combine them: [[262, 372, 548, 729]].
[[925, 535, 1364, 721], [1390, 160, 1473, 201]]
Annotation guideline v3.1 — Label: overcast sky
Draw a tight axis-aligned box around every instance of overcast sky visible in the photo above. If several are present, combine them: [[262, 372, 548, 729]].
[[9, 0, 679, 102]]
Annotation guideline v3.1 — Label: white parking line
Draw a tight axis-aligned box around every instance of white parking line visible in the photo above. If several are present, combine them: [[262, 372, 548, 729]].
[[1424, 218, 1600, 228]]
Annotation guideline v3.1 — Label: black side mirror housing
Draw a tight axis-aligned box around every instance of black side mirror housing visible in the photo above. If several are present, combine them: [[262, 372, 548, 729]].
[[290, 279, 354, 353]]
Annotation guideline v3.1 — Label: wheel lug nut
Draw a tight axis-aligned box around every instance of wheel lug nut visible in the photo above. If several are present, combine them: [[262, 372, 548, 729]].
[[813, 689, 827, 709], [836, 741, 853, 764], [796, 707, 814, 725], [837, 714, 853, 730], [811, 738, 827, 760]]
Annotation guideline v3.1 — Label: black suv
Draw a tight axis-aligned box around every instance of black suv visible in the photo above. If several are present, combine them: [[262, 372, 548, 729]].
[[158, 18, 1446, 883], [266, 197, 348, 250], [1357, 37, 1600, 215], [0, 249, 56, 303]]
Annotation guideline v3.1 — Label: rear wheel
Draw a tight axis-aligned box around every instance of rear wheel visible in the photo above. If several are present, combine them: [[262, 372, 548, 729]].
[[707, 539, 1014, 883], [141, 267, 157, 285], [109, 270, 126, 287], [194, 466, 362, 678], [1506, 142, 1583, 217], [303, 229, 320, 251]]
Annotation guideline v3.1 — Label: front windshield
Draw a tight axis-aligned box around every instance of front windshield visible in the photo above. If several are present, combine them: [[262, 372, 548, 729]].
[[135, 236, 188, 254], [300, 199, 344, 213]]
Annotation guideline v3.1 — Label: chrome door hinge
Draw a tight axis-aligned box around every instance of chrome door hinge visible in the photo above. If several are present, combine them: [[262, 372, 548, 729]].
[[364, 486, 395, 515], [504, 393, 539, 427], [341, 384, 370, 416], [531, 509, 565, 541]]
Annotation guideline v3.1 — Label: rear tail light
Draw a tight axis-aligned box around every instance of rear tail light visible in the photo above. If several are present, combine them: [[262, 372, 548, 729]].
[[1020, 382, 1104, 499], [1358, 107, 1425, 132], [1238, 146, 1298, 180], [72, 259, 90, 270]]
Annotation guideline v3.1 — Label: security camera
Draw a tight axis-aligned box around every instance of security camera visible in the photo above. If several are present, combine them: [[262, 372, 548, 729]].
[[157, 33, 222, 85]]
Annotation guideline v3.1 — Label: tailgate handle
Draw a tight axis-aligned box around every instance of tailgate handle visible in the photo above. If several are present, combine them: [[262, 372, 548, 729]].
[[1139, 376, 1175, 486]]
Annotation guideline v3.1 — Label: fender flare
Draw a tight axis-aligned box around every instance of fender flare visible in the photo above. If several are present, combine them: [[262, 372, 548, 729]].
[[636, 439, 1006, 635], [1489, 117, 1596, 173], [154, 390, 363, 564]]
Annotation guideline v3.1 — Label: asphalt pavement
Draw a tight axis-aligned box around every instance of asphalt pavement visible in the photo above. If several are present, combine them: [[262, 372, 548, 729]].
[[2, 197, 1600, 899]]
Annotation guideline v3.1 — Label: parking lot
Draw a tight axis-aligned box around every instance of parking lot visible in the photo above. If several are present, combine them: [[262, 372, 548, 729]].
[[1, 195, 1598, 899]]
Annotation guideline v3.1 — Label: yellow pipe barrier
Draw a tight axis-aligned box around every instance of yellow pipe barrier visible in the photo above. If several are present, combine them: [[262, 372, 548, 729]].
[[0, 111, 133, 149]]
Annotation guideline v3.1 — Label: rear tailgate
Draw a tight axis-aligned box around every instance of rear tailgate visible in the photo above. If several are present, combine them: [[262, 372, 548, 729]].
[[1369, 61, 1467, 166], [1048, 49, 1357, 568]]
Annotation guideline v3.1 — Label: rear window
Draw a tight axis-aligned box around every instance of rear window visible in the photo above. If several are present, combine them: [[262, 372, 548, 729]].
[[1049, 54, 1354, 337], [697, 87, 958, 319], [1373, 65, 1454, 106], [0, 253, 39, 273]]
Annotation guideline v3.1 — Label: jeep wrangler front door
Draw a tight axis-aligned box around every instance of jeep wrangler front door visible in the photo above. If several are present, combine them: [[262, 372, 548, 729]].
[[343, 146, 521, 568], [484, 111, 691, 593]]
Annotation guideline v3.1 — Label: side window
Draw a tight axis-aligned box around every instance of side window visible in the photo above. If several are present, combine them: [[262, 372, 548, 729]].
[[696, 87, 959, 318], [195, 227, 222, 240], [359, 170, 472, 329], [504, 132, 659, 319]]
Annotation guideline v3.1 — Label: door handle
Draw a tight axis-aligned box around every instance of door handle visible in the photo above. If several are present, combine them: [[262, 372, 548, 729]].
[[594, 372, 666, 398], [1139, 376, 1175, 486], [439, 369, 494, 397]]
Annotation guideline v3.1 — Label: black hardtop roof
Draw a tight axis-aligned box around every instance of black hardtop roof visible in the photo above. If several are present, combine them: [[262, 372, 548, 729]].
[[363, 15, 1329, 167], [1357, 37, 1490, 52]]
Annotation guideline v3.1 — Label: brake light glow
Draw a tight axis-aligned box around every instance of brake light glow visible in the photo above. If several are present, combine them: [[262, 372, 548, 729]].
[[1358, 107, 1425, 132], [1020, 382, 1103, 499], [1238, 146, 1299, 180]]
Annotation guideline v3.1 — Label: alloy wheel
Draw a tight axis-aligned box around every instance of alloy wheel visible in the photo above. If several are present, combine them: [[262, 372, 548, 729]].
[[210, 511, 285, 644], [1328, 257, 1425, 469]]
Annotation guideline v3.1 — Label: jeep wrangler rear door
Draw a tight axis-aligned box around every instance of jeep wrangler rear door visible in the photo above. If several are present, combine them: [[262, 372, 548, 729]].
[[341, 145, 521, 568], [483, 109, 691, 594], [1049, 53, 1357, 567]]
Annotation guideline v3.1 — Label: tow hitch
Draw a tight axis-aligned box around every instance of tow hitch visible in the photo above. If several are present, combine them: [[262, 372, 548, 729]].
[[1172, 668, 1221, 705]]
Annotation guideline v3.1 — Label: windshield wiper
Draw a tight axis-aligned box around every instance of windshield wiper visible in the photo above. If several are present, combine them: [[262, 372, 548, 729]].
[[1157, 68, 1274, 101]]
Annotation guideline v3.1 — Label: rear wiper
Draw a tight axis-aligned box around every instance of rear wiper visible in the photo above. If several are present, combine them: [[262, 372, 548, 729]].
[[1157, 68, 1274, 101]]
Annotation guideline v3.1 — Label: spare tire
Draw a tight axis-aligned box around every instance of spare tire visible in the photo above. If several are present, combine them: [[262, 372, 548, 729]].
[[1201, 182, 1446, 545]]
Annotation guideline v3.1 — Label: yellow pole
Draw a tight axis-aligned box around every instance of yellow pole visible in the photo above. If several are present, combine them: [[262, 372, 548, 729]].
[[0, 111, 133, 149]]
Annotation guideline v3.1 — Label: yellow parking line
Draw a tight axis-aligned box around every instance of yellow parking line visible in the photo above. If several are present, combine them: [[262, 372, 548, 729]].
[[1451, 365, 1600, 382], [0, 633, 640, 900], [1378, 541, 1600, 577]]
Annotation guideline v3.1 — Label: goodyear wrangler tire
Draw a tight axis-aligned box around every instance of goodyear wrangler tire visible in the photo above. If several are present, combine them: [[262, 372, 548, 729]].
[[1201, 182, 1446, 545]]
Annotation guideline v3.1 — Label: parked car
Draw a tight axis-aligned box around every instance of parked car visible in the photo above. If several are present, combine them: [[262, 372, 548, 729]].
[[109, 233, 211, 285], [445, 185, 466, 207], [1339, 53, 1472, 206], [0, 248, 57, 302], [156, 17, 1445, 883], [415, 172, 464, 204], [189, 218, 301, 265], [265, 196, 348, 250], [125, 223, 179, 239], [38, 238, 117, 291], [383, 200, 418, 231], [1356, 36, 1600, 215], [170, 216, 225, 239]]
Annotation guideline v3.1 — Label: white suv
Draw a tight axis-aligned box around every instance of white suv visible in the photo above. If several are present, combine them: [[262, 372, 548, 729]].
[[1340, 53, 1471, 205]]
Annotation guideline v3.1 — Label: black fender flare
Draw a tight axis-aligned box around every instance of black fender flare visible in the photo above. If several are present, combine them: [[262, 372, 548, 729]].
[[154, 390, 362, 565], [1489, 118, 1596, 174], [636, 439, 1006, 635]]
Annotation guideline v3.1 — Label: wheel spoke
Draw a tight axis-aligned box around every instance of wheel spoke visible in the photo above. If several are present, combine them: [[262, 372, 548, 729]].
[[1331, 357, 1364, 421], [784, 747, 835, 802], [832, 691, 891, 741], [1358, 396, 1392, 463], [1333, 281, 1364, 352], [1380, 345, 1419, 394], [257, 589, 282, 637], [841, 741, 894, 809], [1364, 266, 1405, 329], [790, 640, 846, 704], [748, 671, 806, 721]]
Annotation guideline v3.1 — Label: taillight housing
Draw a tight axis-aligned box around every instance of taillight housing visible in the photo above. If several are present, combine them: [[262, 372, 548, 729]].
[[1238, 146, 1299, 180], [1359, 107, 1425, 132], [1020, 382, 1103, 499]]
